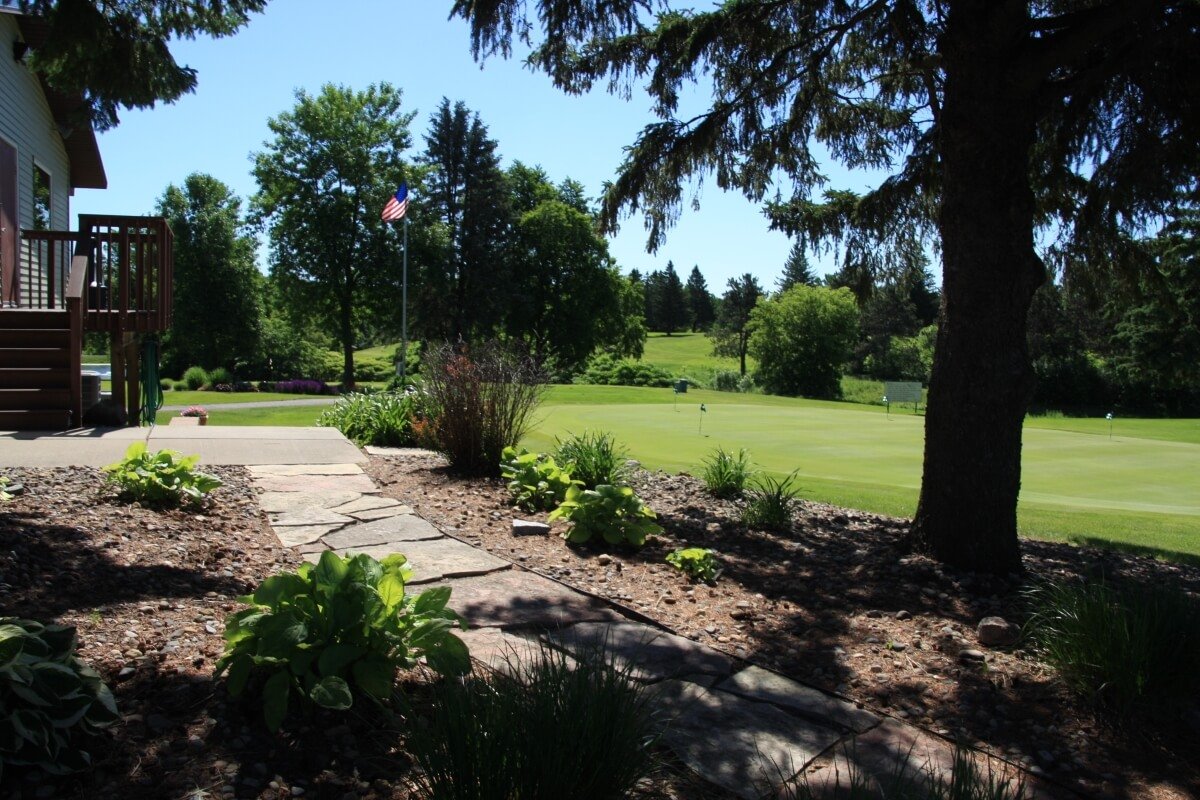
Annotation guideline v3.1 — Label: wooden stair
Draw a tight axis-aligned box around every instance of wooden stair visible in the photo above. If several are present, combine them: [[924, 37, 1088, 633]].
[[0, 309, 76, 430]]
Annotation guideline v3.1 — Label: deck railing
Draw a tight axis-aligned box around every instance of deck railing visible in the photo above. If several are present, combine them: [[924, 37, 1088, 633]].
[[14, 215, 173, 334]]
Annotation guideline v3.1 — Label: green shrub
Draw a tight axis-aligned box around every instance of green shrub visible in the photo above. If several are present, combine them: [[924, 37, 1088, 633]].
[[316, 391, 423, 447], [182, 366, 209, 390], [576, 354, 673, 387], [666, 547, 719, 583], [500, 447, 580, 511], [554, 430, 631, 489], [158, 377, 173, 391], [421, 341, 546, 476], [207, 366, 233, 386], [742, 472, 801, 530], [0, 618, 119, 778], [549, 484, 662, 547], [1024, 580, 1200, 716], [701, 447, 754, 498], [102, 442, 222, 507], [354, 353, 396, 383], [410, 642, 658, 800], [216, 551, 470, 732], [171, 380, 188, 392], [712, 369, 741, 392]]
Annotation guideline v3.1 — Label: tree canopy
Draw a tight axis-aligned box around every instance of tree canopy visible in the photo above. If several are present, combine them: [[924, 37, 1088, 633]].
[[749, 285, 859, 399], [452, 0, 1200, 573]]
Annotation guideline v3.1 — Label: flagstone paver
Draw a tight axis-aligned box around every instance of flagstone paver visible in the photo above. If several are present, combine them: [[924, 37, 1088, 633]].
[[275, 523, 348, 548], [437, 569, 622, 629], [718, 665, 880, 733], [259, 490, 362, 514], [317, 537, 510, 583], [328, 495, 408, 516], [547, 620, 735, 682], [345, 505, 414, 522], [321, 515, 444, 549], [248, 463, 364, 476], [456, 627, 563, 674], [652, 679, 844, 800], [254, 473, 381, 494], [269, 508, 355, 527]]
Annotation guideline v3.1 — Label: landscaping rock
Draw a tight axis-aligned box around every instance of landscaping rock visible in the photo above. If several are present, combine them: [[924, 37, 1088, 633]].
[[328, 495, 408, 516], [326, 537, 509, 583], [512, 519, 551, 536], [717, 666, 879, 733], [321, 515, 442, 549], [274, 523, 346, 547], [269, 508, 354, 527], [977, 616, 1020, 647]]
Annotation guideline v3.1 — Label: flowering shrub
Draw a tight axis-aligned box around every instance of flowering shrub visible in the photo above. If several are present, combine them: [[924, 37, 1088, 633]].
[[180, 406, 208, 418], [274, 379, 334, 395]]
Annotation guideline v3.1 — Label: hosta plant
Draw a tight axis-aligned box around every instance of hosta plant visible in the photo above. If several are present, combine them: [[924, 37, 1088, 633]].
[[0, 618, 119, 780], [500, 446, 580, 511], [666, 547, 719, 583], [549, 484, 663, 547], [102, 442, 222, 507], [215, 551, 470, 732]]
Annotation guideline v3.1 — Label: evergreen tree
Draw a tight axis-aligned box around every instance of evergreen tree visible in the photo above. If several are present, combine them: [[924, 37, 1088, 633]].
[[454, 0, 1200, 572], [422, 98, 510, 341], [642, 269, 665, 331], [778, 242, 819, 292], [711, 274, 763, 376], [685, 265, 715, 332], [658, 261, 688, 335]]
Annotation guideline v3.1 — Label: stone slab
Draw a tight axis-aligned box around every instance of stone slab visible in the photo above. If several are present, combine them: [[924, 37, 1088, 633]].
[[270, 509, 354, 527], [331, 537, 509, 583], [249, 463, 364, 476], [258, 491, 362, 514], [547, 621, 735, 682], [329, 495, 407, 515], [274, 523, 347, 547], [321, 515, 443, 549], [437, 569, 622, 630], [652, 680, 842, 800], [364, 446, 442, 457], [457, 627, 568, 674], [348, 505, 414, 522], [253, 473, 380, 494], [718, 666, 879, 733]]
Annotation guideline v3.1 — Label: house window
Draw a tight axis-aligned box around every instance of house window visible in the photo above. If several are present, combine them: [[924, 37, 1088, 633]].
[[32, 164, 50, 230]]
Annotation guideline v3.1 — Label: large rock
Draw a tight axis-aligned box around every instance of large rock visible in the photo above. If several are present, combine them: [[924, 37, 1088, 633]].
[[512, 519, 551, 536], [321, 515, 442, 549], [329, 495, 409, 516], [330, 537, 509, 583], [547, 621, 735, 683], [274, 523, 347, 548], [439, 570, 621, 630], [717, 666, 879, 733], [976, 616, 1020, 647], [253, 473, 380, 494], [249, 463, 364, 476], [270, 508, 354, 527], [652, 680, 843, 800], [258, 491, 361, 514]]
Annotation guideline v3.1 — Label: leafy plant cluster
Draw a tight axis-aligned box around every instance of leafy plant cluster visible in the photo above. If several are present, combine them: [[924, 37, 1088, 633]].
[[666, 547, 719, 583], [102, 443, 222, 507], [216, 551, 469, 732], [711, 369, 755, 393], [271, 379, 335, 395], [0, 618, 119, 779], [411, 642, 658, 800], [741, 472, 802, 531], [500, 446, 580, 511], [1024, 579, 1200, 718], [182, 365, 209, 390], [553, 430, 631, 489], [549, 484, 663, 547], [701, 447, 754, 498], [576, 354, 673, 388], [317, 391, 426, 447]]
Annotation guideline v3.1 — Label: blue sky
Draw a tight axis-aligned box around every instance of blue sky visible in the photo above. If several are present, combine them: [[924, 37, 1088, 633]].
[[72, 1, 868, 290]]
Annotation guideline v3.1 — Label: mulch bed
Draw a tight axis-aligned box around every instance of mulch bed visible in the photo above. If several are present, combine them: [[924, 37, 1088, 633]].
[[365, 452, 1200, 800]]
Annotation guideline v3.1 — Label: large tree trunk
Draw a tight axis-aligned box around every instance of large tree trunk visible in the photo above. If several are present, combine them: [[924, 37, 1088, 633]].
[[910, 2, 1045, 574]]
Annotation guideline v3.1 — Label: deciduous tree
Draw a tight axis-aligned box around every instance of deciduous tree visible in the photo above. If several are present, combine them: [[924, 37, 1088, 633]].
[[749, 285, 859, 399], [711, 274, 762, 376]]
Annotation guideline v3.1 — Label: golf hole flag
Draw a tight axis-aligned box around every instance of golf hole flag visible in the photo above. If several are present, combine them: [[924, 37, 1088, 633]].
[[382, 183, 409, 221]]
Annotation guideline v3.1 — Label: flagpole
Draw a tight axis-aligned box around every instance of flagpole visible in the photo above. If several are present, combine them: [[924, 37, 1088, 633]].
[[400, 215, 409, 387]]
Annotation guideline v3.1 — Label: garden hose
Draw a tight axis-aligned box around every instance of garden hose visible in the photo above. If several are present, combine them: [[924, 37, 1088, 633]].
[[140, 336, 163, 426]]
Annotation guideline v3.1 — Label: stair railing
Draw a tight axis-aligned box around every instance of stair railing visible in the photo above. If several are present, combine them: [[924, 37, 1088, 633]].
[[65, 252, 87, 428]]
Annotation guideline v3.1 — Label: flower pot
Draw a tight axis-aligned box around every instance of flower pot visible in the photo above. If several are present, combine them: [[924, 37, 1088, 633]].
[[199, 416, 208, 426]]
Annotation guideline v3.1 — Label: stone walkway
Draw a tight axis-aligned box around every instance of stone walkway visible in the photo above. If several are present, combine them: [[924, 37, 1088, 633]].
[[250, 460, 1056, 800]]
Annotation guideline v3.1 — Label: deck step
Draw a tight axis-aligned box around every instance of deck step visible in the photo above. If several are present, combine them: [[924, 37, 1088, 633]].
[[0, 367, 69, 389], [0, 408, 72, 431], [0, 347, 70, 368], [0, 388, 70, 410], [0, 309, 71, 328], [0, 328, 70, 348]]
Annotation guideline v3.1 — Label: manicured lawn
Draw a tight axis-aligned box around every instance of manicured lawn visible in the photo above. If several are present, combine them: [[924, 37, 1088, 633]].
[[204, 405, 333, 426], [160, 390, 332, 406]]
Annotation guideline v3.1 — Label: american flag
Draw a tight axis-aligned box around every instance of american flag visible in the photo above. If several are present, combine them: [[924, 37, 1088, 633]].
[[381, 183, 409, 221]]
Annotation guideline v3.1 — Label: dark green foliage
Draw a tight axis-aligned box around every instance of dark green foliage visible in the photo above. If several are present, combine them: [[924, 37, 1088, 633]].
[[316, 392, 424, 447], [157, 174, 264, 378], [655, 261, 688, 335], [253, 83, 415, 389], [665, 548, 719, 583], [182, 366, 209, 390], [549, 484, 662, 547], [499, 447, 580, 512], [685, 265, 715, 332], [742, 472, 801, 531], [409, 642, 658, 800], [711, 274, 763, 376], [207, 366, 233, 387], [102, 443, 222, 507], [749, 286, 859, 399], [778, 243, 819, 292], [711, 369, 741, 392], [701, 447, 754, 499], [0, 618, 119, 780], [553, 430, 630, 489], [16, 0, 266, 130], [421, 342, 546, 476], [1024, 580, 1200, 717], [575, 354, 672, 388], [216, 551, 470, 732]]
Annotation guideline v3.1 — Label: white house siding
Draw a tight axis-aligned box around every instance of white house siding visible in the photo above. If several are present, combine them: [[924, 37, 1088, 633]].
[[0, 14, 71, 233]]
